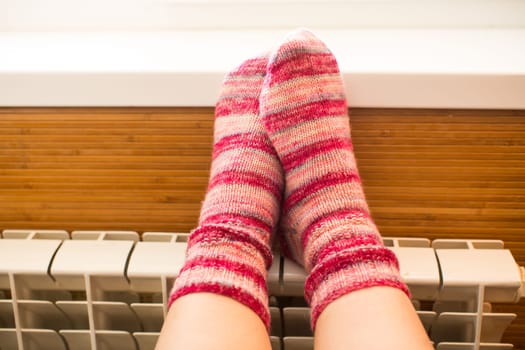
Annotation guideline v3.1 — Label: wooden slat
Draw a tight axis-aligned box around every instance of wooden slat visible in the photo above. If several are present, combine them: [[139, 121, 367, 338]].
[[0, 107, 524, 347]]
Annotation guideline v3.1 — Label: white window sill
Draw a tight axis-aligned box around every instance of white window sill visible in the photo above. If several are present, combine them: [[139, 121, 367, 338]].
[[1, 29, 525, 109]]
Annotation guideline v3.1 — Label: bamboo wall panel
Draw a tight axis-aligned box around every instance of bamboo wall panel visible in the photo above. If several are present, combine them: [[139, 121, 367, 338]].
[[0, 107, 524, 347]]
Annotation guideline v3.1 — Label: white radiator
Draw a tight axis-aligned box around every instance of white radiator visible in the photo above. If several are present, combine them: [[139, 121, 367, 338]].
[[0, 230, 524, 350]]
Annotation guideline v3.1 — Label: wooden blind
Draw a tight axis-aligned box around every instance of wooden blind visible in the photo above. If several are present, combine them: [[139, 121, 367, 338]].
[[0, 107, 524, 347]]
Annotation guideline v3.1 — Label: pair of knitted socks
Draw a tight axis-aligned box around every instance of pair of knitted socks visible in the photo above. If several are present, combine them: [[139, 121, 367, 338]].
[[169, 30, 409, 331]]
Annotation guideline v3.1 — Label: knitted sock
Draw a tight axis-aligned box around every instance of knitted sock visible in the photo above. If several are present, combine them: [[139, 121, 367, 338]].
[[260, 30, 409, 329], [169, 54, 282, 331]]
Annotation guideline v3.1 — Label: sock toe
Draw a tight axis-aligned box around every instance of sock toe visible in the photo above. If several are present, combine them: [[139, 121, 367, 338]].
[[261, 32, 347, 137]]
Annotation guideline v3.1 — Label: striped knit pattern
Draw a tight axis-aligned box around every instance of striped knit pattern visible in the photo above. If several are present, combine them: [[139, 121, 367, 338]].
[[169, 55, 282, 331], [260, 30, 409, 329]]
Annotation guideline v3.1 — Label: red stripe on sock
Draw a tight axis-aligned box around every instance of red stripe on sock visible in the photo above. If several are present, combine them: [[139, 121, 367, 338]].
[[304, 247, 400, 296], [215, 97, 260, 117], [281, 137, 353, 172], [228, 56, 268, 77], [212, 133, 277, 160], [313, 235, 384, 269], [169, 283, 270, 331], [201, 213, 272, 235], [178, 256, 267, 290], [263, 99, 347, 134], [283, 171, 361, 214], [208, 170, 282, 200], [301, 208, 371, 250], [189, 225, 273, 269], [267, 52, 340, 86]]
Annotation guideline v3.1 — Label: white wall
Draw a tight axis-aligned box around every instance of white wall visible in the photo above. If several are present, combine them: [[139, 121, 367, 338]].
[[1, 0, 525, 108], [2, 0, 525, 31]]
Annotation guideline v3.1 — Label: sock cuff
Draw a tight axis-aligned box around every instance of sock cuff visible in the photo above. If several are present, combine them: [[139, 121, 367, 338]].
[[305, 246, 410, 330], [169, 255, 271, 331]]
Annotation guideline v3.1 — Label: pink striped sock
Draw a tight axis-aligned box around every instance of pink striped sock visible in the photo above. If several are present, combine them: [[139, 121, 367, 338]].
[[169, 55, 283, 331], [260, 30, 409, 329]]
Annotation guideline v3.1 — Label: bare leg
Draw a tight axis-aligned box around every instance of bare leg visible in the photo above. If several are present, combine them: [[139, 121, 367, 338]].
[[315, 287, 433, 350], [156, 293, 271, 350]]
